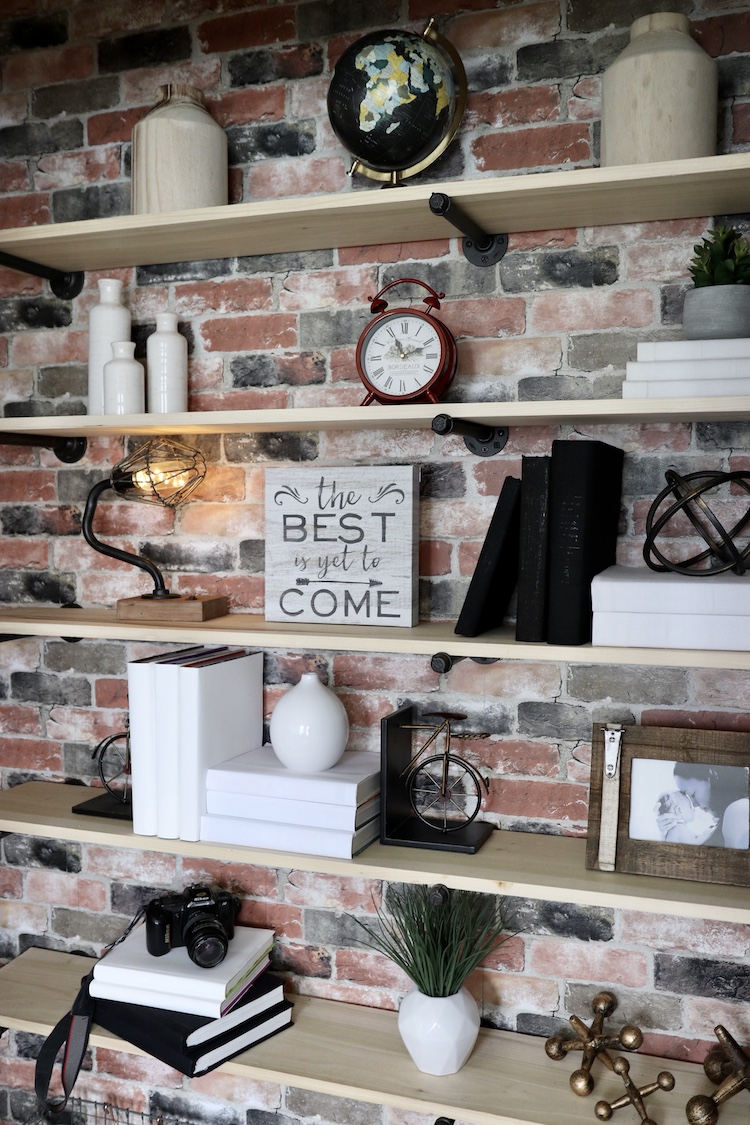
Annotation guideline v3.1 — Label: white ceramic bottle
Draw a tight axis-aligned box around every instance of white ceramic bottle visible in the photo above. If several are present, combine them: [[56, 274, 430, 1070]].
[[270, 672, 349, 772], [87, 278, 131, 416], [146, 312, 188, 413], [131, 84, 228, 214], [103, 341, 145, 414], [600, 13, 717, 167]]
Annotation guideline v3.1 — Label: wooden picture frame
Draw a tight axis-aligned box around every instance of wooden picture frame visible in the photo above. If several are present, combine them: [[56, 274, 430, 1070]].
[[586, 723, 750, 887]]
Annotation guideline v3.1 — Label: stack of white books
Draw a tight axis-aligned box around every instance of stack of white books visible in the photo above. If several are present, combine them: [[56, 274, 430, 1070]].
[[591, 565, 750, 649], [621, 337, 750, 399], [201, 744, 381, 858]]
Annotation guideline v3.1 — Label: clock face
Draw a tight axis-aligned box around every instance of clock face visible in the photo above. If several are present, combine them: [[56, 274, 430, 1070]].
[[360, 312, 444, 399]]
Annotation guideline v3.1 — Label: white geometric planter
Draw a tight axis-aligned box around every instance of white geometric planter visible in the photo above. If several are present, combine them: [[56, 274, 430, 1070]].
[[397, 986, 481, 1076]]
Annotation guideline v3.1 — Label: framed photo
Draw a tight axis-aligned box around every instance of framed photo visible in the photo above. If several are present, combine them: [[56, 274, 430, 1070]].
[[586, 723, 750, 887]]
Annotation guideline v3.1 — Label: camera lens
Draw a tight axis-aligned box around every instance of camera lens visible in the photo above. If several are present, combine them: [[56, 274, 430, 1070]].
[[185, 917, 229, 968]]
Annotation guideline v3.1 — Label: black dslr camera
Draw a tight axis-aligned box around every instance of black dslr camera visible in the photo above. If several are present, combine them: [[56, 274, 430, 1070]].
[[145, 884, 241, 967]]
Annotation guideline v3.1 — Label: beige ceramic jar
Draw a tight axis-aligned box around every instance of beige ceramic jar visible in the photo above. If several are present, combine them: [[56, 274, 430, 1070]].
[[600, 13, 717, 167], [131, 84, 228, 214]]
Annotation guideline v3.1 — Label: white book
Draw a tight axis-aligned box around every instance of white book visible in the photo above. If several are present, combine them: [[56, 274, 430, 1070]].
[[93, 921, 274, 999], [626, 357, 750, 381], [592, 609, 749, 650], [591, 565, 750, 616], [200, 811, 379, 858], [622, 376, 750, 398], [637, 337, 750, 362], [88, 955, 271, 1018], [206, 744, 380, 806], [176, 649, 264, 841], [205, 789, 380, 831]]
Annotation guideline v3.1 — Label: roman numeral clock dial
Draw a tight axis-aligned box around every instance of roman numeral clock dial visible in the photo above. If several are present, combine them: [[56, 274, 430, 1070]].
[[356, 278, 458, 405]]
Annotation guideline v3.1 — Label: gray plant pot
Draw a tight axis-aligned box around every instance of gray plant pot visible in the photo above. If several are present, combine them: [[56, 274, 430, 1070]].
[[683, 286, 750, 339]]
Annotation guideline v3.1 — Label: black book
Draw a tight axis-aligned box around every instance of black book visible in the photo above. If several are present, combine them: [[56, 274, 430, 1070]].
[[515, 455, 551, 643], [455, 475, 521, 637], [93, 974, 292, 1076], [545, 439, 624, 646]]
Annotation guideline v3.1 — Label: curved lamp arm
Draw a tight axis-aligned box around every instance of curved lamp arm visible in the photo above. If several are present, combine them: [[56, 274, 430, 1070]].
[[82, 478, 172, 599]]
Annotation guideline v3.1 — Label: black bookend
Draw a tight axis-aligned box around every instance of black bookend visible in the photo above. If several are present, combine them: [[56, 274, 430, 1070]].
[[546, 439, 624, 646], [380, 704, 493, 854], [515, 455, 551, 643], [454, 475, 522, 637]]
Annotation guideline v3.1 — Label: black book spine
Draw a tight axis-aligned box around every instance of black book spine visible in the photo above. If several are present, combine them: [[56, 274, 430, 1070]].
[[515, 455, 551, 642], [546, 440, 624, 646], [454, 475, 522, 638]]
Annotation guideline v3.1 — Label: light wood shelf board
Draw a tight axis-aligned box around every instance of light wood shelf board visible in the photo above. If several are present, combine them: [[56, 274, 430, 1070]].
[[2, 396, 750, 442], [1, 605, 750, 669], [0, 154, 748, 272], [3, 782, 750, 923], [0, 947, 743, 1125]]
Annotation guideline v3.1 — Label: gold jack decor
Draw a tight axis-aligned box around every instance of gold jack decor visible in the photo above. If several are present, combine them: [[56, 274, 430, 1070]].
[[686, 1025, 750, 1125], [545, 991, 643, 1096], [595, 1056, 675, 1124]]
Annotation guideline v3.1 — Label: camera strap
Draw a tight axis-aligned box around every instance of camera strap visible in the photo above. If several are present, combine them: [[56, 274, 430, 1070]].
[[34, 968, 96, 1116]]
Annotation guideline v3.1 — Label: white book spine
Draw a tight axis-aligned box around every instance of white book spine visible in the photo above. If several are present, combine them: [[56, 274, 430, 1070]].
[[622, 376, 750, 399], [591, 566, 750, 616], [637, 337, 750, 362], [627, 357, 750, 380], [88, 978, 232, 1018], [200, 813, 379, 858], [154, 661, 183, 839], [127, 660, 159, 835], [205, 790, 380, 830], [206, 747, 380, 805], [592, 610, 749, 650]]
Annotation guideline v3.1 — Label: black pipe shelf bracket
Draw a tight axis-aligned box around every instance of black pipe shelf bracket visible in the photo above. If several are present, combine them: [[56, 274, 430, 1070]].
[[0, 249, 84, 300], [0, 432, 87, 464], [429, 192, 508, 267], [431, 653, 500, 673], [432, 412, 508, 457]]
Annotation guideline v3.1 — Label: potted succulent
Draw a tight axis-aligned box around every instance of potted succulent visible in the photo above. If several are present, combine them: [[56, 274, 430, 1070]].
[[352, 883, 511, 1076], [683, 225, 750, 340]]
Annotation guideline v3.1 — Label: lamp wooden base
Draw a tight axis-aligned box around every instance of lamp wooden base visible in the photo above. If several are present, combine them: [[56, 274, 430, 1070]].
[[116, 594, 229, 623]]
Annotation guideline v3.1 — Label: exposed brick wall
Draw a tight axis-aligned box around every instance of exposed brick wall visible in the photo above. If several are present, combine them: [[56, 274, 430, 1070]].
[[2, 3, 750, 1123]]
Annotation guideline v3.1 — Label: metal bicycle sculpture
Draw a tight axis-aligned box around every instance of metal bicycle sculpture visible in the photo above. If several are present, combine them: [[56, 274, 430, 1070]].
[[400, 711, 490, 832]]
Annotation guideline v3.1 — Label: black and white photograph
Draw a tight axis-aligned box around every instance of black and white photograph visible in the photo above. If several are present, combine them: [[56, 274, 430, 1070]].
[[629, 758, 750, 849]]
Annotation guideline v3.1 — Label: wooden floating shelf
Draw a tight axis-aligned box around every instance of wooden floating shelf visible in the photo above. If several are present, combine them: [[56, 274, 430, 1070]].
[[0, 154, 749, 272], [4, 782, 750, 924], [1, 605, 750, 670], [2, 396, 750, 442]]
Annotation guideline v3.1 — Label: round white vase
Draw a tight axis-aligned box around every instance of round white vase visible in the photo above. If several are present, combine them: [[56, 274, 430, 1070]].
[[270, 672, 349, 772], [103, 341, 145, 414], [88, 278, 131, 416], [397, 987, 480, 1076], [146, 312, 188, 413]]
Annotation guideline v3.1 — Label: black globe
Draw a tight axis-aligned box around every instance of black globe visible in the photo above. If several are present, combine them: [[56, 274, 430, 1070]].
[[327, 28, 464, 178]]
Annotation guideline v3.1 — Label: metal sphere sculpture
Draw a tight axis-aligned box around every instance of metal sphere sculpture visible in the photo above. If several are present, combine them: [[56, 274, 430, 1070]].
[[644, 469, 750, 576]]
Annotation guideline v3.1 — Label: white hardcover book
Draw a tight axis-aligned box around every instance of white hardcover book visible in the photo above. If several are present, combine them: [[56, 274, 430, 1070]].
[[592, 610, 749, 650], [177, 649, 263, 841], [205, 789, 380, 831], [200, 811, 379, 858], [93, 921, 274, 999], [591, 566, 750, 616], [637, 338, 750, 362], [206, 744, 380, 806], [627, 357, 750, 381], [88, 956, 271, 1018], [622, 376, 750, 398]]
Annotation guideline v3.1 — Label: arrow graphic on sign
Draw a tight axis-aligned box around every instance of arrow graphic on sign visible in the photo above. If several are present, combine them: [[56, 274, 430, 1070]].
[[295, 577, 383, 586]]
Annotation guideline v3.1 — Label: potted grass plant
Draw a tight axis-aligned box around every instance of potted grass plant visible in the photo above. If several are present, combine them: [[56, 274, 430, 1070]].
[[352, 883, 511, 1076], [683, 225, 750, 340]]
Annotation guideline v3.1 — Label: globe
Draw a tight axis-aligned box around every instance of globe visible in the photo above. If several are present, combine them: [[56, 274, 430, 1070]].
[[327, 25, 466, 183]]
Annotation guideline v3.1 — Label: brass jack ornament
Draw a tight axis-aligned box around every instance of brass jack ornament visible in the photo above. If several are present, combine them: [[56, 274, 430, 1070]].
[[545, 991, 644, 1096], [686, 1025, 750, 1125], [595, 1057, 676, 1124]]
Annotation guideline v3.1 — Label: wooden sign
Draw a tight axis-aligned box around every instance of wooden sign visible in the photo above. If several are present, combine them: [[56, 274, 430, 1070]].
[[265, 465, 419, 627]]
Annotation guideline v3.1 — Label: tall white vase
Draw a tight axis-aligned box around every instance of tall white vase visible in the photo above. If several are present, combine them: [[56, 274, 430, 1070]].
[[600, 13, 717, 167], [397, 987, 481, 1076], [270, 672, 349, 772], [146, 312, 188, 413], [103, 341, 145, 414], [88, 278, 131, 416]]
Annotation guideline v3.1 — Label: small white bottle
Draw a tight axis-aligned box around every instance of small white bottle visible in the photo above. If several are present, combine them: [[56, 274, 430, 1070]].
[[103, 341, 145, 414], [146, 312, 188, 413], [88, 279, 131, 416]]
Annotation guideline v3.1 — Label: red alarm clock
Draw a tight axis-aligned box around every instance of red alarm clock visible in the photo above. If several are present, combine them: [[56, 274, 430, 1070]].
[[356, 278, 458, 406]]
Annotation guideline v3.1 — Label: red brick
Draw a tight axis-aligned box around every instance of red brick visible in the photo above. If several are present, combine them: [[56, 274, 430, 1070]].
[[342, 691, 402, 727], [197, 7, 296, 52], [189, 387, 288, 411], [472, 458, 522, 496], [485, 778, 589, 822], [0, 900, 48, 932], [180, 501, 263, 537], [91, 1047, 182, 1087], [175, 276, 276, 316], [284, 870, 381, 910], [0, 704, 42, 736], [588, 217, 708, 244], [279, 266, 378, 311], [509, 229, 578, 250], [641, 709, 750, 733], [0, 867, 22, 898], [181, 858, 279, 899], [474, 969, 559, 1013], [0, 159, 29, 193], [200, 313, 297, 351], [530, 289, 653, 332], [619, 910, 748, 957], [693, 13, 750, 56], [0, 468, 56, 502], [69, 0, 167, 41], [529, 938, 648, 988], [84, 845, 177, 883], [10, 328, 87, 366], [87, 107, 147, 146], [25, 870, 107, 910], [34, 146, 122, 190], [622, 242, 692, 282], [473, 123, 590, 172], [0, 337, 8, 366], [466, 85, 560, 130], [0, 736, 62, 772], [209, 86, 285, 127], [121, 60, 223, 105], [686, 996, 750, 1043], [447, 2, 561, 49], [458, 538, 482, 576], [248, 155, 348, 201], [482, 934, 526, 972], [335, 947, 410, 989], [444, 295, 526, 338], [420, 538, 452, 575], [242, 900, 303, 938], [339, 238, 451, 266], [567, 77, 600, 121], [447, 660, 560, 700], [0, 538, 48, 568], [189, 1068, 280, 1108], [47, 709, 128, 744], [332, 653, 438, 692], [3, 45, 96, 89], [733, 101, 750, 144], [640, 1032, 711, 1064], [294, 976, 398, 1009], [0, 193, 50, 229], [276, 941, 332, 977], [321, 426, 436, 463], [95, 678, 129, 710]]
